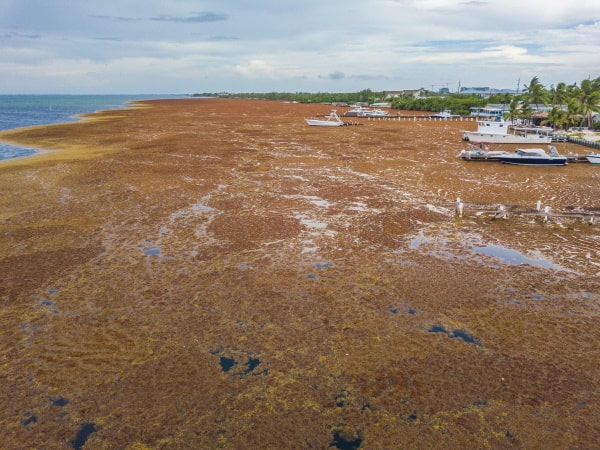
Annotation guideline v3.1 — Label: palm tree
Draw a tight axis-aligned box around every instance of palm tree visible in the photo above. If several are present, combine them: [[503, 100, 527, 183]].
[[550, 82, 568, 106], [565, 96, 583, 129], [506, 97, 521, 123], [578, 78, 600, 128], [542, 106, 567, 130], [519, 99, 534, 125], [524, 76, 548, 111]]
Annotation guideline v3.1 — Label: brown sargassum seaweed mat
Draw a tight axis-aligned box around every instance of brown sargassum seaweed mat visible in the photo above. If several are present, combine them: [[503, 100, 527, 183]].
[[0, 98, 599, 449]]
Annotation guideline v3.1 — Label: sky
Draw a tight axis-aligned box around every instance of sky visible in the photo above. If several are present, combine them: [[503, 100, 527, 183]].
[[1, 0, 599, 95]]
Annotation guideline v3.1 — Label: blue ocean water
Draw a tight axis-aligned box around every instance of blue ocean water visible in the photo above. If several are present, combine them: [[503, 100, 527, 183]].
[[0, 95, 182, 161]]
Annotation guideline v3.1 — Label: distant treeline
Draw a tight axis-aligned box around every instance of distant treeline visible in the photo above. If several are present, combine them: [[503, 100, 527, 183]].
[[192, 89, 500, 115], [193, 76, 600, 129], [193, 89, 383, 106]]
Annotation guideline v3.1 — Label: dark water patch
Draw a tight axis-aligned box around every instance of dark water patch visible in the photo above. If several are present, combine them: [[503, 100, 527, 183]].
[[452, 329, 476, 344], [71, 422, 97, 450], [316, 262, 333, 268], [235, 358, 266, 377], [307, 273, 317, 279], [408, 413, 417, 422], [21, 413, 37, 426], [389, 305, 417, 315], [144, 246, 161, 256], [335, 394, 346, 407], [217, 354, 265, 376], [428, 325, 479, 345], [528, 294, 544, 300], [244, 358, 260, 374], [48, 287, 57, 295], [219, 356, 236, 372], [52, 397, 69, 406], [330, 430, 362, 450], [429, 325, 446, 334], [41, 300, 53, 306]]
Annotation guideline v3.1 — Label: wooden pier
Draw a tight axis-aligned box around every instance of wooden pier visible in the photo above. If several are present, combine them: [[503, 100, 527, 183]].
[[444, 200, 599, 223]]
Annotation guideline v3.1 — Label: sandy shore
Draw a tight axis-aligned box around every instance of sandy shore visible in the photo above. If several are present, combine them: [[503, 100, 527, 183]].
[[1, 98, 599, 449]]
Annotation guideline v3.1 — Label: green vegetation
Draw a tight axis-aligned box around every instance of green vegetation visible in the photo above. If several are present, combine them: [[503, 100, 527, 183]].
[[194, 89, 384, 105], [390, 76, 600, 129], [388, 94, 483, 116], [194, 76, 600, 130]]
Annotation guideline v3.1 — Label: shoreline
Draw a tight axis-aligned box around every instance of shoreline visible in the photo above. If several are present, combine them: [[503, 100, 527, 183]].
[[0, 95, 171, 164], [0, 99, 153, 166]]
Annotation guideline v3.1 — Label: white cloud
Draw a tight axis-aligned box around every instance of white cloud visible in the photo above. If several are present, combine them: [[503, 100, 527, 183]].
[[234, 60, 277, 79], [0, 0, 599, 93]]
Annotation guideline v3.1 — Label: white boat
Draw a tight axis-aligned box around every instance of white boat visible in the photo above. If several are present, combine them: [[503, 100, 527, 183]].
[[364, 109, 390, 118], [430, 110, 458, 119], [463, 120, 553, 144], [586, 153, 600, 164], [498, 146, 567, 166], [343, 106, 370, 117], [305, 110, 345, 127]]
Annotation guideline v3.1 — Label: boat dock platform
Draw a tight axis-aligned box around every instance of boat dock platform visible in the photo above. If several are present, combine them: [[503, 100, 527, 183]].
[[458, 149, 592, 163]]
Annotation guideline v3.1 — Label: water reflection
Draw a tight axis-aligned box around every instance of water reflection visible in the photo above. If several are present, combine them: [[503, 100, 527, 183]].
[[473, 245, 562, 270]]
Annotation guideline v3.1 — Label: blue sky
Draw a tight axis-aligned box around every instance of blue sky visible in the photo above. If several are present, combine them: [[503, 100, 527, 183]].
[[1, 0, 599, 94]]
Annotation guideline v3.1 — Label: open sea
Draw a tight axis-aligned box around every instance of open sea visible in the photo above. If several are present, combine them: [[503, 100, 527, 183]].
[[0, 94, 182, 161]]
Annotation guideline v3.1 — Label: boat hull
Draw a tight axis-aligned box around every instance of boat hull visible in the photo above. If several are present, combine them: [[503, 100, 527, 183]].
[[463, 131, 552, 144], [586, 154, 600, 164], [305, 119, 344, 127], [499, 157, 567, 166]]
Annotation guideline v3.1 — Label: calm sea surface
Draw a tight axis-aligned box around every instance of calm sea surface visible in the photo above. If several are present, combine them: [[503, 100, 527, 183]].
[[0, 95, 182, 160]]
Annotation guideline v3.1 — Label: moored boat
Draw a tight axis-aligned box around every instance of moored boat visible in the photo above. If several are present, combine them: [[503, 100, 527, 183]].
[[343, 106, 370, 117], [463, 120, 553, 144], [457, 145, 511, 161], [430, 110, 458, 119], [498, 146, 567, 166], [586, 153, 600, 164], [364, 108, 390, 118], [305, 110, 345, 127]]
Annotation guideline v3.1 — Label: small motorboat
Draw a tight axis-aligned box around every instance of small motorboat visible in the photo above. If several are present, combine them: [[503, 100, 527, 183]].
[[457, 144, 511, 161], [430, 110, 458, 119], [364, 109, 390, 118], [498, 146, 568, 166], [343, 106, 370, 117], [586, 153, 600, 164], [305, 110, 345, 127]]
